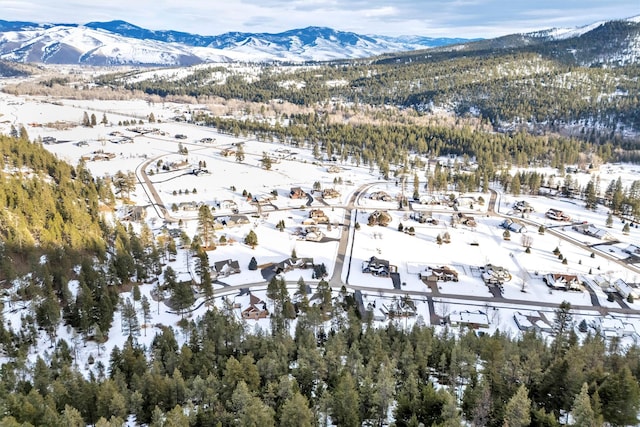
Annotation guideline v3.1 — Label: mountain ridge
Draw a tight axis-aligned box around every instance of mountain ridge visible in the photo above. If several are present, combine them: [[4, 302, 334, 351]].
[[0, 17, 638, 66], [0, 19, 473, 65]]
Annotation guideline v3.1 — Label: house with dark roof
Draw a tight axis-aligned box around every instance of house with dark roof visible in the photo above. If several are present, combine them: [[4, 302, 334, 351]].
[[260, 257, 314, 281], [213, 259, 241, 279], [122, 206, 147, 222], [242, 294, 269, 320], [513, 200, 535, 213], [219, 215, 250, 227], [501, 218, 527, 233], [362, 256, 396, 277], [421, 266, 459, 282]]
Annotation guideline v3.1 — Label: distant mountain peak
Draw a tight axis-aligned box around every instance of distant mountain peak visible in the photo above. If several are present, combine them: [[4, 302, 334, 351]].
[[0, 17, 637, 67], [0, 20, 471, 65]]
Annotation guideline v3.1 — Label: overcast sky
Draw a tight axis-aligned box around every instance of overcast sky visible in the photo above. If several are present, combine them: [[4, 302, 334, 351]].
[[1, 0, 638, 38]]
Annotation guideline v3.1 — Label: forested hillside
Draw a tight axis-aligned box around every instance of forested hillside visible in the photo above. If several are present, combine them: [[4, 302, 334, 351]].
[[0, 133, 113, 278], [1, 295, 639, 427], [113, 20, 640, 147]]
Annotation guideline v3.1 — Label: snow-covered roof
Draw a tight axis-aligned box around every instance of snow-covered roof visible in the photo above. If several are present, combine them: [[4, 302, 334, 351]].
[[449, 310, 489, 327]]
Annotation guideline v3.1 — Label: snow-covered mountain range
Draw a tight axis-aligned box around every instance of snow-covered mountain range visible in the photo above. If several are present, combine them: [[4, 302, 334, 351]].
[[0, 16, 638, 66], [0, 19, 471, 65]]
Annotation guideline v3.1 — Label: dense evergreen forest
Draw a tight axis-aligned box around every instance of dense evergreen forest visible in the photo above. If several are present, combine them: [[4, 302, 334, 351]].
[[1, 294, 640, 427], [0, 133, 113, 278]]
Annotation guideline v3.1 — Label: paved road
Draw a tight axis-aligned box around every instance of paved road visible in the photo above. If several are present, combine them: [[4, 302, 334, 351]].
[[488, 189, 640, 277], [133, 134, 639, 320]]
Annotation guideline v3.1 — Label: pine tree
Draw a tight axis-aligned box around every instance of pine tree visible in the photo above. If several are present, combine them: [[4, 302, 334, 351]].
[[172, 280, 195, 317], [331, 371, 360, 427], [511, 173, 521, 196], [503, 384, 531, 427], [141, 296, 151, 336], [245, 230, 258, 248], [599, 366, 640, 426], [121, 298, 140, 337], [197, 205, 216, 248], [551, 301, 573, 358], [570, 383, 596, 427], [261, 152, 272, 170], [248, 256, 258, 270], [623, 222, 631, 234], [280, 392, 314, 427]]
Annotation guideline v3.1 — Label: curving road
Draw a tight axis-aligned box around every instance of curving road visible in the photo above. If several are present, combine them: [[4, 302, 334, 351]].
[[133, 138, 639, 319]]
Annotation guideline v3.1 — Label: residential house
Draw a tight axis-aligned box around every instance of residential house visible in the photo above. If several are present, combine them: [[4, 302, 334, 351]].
[[220, 147, 235, 157], [92, 151, 116, 161], [322, 188, 341, 199], [327, 165, 342, 173], [544, 273, 582, 291], [305, 230, 324, 242], [448, 310, 490, 329], [501, 218, 527, 233], [453, 212, 476, 227], [218, 199, 239, 213], [411, 211, 439, 225], [368, 210, 392, 226], [260, 257, 315, 281], [242, 294, 269, 320], [362, 256, 396, 277], [572, 223, 614, 240], [612, 279, 640, 300], [624, 245, 640, 256], [383, 297, 417, 318], [545, 208, 571, 221], [419, 195, 448, 205], [513, 312, 535, 332], [192, 168, 210, 176], [213, 259, 241, 279], [178, 201, 200, 211], [253, 194, 275, 204], [219, 215, 250, 227], [309, 209, 329, 224], [290, 187, 306, 199], [369, 191, 393, 201], [421, 266, 459, 282], [598, 315, 639, 339], [513, 200, 535, 213]]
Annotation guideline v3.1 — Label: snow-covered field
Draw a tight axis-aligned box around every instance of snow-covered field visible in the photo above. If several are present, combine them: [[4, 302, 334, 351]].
[[2, 89, 640, 373]]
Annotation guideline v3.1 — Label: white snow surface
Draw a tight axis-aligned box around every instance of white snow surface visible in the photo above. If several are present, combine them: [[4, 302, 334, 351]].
[[1, 87, 640, 383]]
